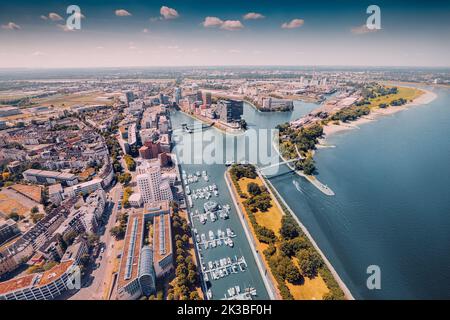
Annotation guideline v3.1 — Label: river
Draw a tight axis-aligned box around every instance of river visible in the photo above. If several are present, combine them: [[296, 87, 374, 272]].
[[171, 86, 450, 299]]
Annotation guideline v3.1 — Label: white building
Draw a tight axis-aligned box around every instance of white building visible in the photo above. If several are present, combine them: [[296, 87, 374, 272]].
[[66, 178, 103, 197], [136, 166, 172, 204], [128, 193, 143, 208]]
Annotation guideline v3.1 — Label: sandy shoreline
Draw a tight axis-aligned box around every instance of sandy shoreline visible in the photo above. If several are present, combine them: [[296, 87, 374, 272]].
[[320, 88, 438, 143]]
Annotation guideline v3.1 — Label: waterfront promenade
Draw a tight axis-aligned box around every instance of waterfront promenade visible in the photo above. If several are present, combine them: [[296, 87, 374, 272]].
[[224, 171, 278, 300]]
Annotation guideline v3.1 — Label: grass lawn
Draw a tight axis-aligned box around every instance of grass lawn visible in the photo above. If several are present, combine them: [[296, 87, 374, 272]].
[[287, 257, 329, 300], [32, 91, 114, 109], [368, 86, 424, 108], [237, 177, 283, 236]]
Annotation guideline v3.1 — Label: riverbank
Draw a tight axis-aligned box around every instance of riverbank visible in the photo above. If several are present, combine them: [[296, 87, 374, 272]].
[[226, 164, 348, 300], [272, 138, 335, 196], [321, 88, 438, 141]]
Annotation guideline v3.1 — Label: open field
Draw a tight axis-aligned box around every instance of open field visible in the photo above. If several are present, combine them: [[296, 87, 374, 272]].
[[0, 193, 31, 216], [31, 91, 115, 108], [237, 177, 283, 236], [10, 184, 42, 203], [368, 86, 424, 109]]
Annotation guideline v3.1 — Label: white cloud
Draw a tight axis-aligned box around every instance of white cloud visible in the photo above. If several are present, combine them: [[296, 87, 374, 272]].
[[142, 28, 149, 33], [202, 16, 224, 28], [40, 15, 48, 21], [115, 9, 132, 17], [48, 13, 64, 21], [220, 20, 244, 31], [228, 49, 241, 54], [1, 22, 21, 30], [243, 12, 265, 20], [351, 24, 379, 35], [160, 6, 179, 20], [281, 19, 304, 29]]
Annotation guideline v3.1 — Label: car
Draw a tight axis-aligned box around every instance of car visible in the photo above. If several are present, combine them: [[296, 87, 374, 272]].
[[100, 247, 105, 254]]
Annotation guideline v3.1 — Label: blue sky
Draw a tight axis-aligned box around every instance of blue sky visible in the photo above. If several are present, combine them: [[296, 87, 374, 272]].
[[0, 0, 449, 68]]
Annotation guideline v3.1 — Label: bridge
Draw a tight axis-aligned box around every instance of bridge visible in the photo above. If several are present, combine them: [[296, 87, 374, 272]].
[[173, 123, 214, 134]]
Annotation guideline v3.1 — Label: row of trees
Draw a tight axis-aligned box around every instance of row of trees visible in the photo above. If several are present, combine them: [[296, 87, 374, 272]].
[[166, 203, 201, 300], [110, 212, 128, 240], [330, 105, 370, 123], [123, 155, 136, 172]]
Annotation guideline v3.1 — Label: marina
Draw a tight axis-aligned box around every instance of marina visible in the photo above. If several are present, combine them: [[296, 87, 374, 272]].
[[178, 164, 267, 300]]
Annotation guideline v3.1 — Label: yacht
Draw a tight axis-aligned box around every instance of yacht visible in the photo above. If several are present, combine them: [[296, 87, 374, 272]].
[[208, 230, 215, 240]]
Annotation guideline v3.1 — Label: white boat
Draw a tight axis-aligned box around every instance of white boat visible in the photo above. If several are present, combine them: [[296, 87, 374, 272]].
[[199, 215, 206, 224], [210, 211, 217, 222], [207, 289, 213, 299], [235, 286, 240, 294], [208, 230, 215, 240], [196, 171, 201, 176], [226, 228, 234, 237]]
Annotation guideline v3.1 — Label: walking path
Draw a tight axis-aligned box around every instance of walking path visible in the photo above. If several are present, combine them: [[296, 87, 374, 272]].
[[224, 171, 278, 300]]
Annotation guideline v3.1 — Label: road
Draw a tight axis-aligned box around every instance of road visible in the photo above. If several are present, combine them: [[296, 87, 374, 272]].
[[69, 183, 123, 300]]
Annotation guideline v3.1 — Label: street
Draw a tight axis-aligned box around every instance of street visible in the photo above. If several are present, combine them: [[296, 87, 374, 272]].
[[69, 183, 123, 300]]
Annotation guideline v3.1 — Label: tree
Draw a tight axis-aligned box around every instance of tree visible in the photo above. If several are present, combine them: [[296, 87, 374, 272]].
[[296, 249, 323, 278], [189, 291, 200, 300], [8, 210, 20, 222], [280, 215, 300, 240], [31, 206, 39, 214], [110, 226, 125, 240], [247, 182, 261, 196], [302, 156, 316, 175], [285, 264, 303, 284]]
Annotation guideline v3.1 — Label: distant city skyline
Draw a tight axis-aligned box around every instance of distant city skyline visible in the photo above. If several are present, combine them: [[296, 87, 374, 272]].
[[1, 0, 449, 68]]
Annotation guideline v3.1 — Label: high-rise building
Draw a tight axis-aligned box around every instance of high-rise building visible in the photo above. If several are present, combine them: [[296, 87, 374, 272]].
[[125, 91, 135, 105], [173, 87, 182, 105], [136, 166, 172, 204], [202, 91, 212, 106], [216, 99, 244, 124]]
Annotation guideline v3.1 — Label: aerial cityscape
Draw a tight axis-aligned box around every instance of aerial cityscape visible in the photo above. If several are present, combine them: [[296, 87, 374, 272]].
[[0, 0, 449, 306]]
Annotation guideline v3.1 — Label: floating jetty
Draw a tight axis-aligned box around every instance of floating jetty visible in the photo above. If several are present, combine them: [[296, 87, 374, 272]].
[[222, 286, 257, 300], [194, 228, 236, 249], [201, 256, 248, 281]]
